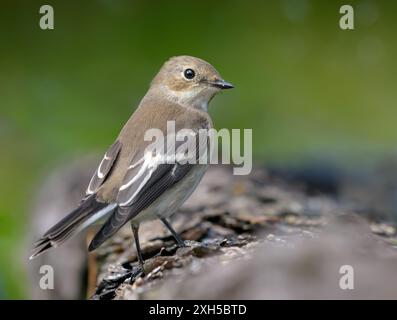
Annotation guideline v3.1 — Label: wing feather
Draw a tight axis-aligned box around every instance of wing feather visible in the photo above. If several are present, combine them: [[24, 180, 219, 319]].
[[86, 140, 121, 194], [88, 131, 208, 251]]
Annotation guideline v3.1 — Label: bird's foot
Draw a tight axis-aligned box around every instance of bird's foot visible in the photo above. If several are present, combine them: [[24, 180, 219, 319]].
[[128, 263, 145, 284], [177, 240, 187, 248]]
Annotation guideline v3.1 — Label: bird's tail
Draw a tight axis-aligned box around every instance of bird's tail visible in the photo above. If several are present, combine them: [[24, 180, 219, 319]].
[[30, 195, 117, 260]]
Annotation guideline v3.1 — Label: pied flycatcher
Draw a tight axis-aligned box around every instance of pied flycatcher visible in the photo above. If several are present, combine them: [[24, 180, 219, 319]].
[[30, 56, 234, 270]]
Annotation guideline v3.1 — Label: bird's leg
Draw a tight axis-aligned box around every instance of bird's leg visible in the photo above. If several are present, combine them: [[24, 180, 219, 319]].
[[130, 222, 145, 272], [160, 217, 186, 247]]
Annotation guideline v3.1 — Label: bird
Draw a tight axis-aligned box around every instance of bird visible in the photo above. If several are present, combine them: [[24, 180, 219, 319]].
[[30, 55, 234, 271]]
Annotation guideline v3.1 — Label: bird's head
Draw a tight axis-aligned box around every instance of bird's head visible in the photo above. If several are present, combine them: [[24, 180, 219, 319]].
[[150, 55, 234, 111]]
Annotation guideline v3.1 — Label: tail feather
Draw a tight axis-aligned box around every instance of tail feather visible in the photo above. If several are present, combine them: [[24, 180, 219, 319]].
[[88, 206, 130, 252], [30, 195, 114, 260], [42, 195, 99, 237], [30, 242, 52, 259]]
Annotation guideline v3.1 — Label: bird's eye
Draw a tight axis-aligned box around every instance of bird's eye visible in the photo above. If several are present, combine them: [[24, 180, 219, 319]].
[[184, 68, 195, 80]]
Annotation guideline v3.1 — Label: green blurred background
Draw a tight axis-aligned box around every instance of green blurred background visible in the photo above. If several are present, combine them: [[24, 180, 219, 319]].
[[0, 0, 396, 298]]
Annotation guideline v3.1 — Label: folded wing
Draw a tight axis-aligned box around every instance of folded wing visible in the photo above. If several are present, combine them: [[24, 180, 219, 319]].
[[88, 131, 208, 251], [86, 140, 121, 195]]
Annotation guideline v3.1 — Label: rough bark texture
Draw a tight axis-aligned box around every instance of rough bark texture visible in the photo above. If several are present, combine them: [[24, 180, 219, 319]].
[[88, 165, 397, 300]]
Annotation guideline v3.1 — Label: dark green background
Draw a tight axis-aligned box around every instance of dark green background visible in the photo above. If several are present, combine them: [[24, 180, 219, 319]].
[[1, 0, 396, 298]]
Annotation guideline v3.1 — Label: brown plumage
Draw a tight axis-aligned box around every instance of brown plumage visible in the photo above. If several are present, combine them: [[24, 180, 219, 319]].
[[30, 56, 233, 268]]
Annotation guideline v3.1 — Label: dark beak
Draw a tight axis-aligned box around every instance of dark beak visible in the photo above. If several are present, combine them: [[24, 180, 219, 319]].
[[207, 79, 234, 90]]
